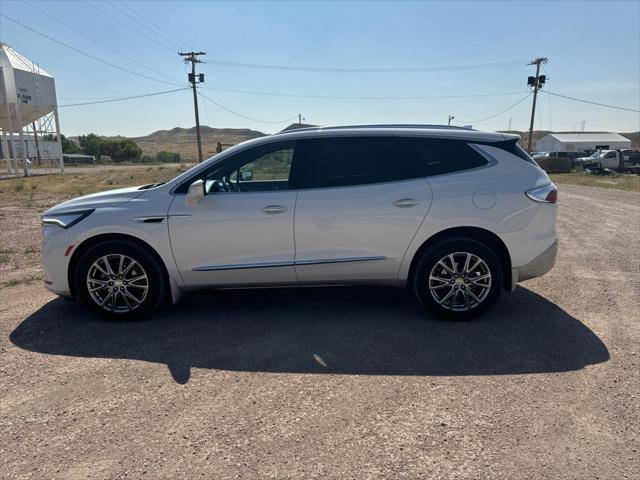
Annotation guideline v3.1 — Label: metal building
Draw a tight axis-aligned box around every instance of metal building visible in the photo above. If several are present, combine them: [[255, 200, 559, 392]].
[[0, 43, 63, 176], [536, 133, 631, 153]]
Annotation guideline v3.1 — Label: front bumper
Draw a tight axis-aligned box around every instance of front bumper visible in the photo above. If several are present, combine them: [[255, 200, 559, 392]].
[[511, 239, 558, 290]]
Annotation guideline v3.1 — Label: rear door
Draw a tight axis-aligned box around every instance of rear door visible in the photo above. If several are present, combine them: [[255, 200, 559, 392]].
[[293, 135, 432, 283]]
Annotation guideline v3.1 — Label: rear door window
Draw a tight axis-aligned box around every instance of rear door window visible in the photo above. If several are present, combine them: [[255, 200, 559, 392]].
[[297, 136, 397, 189]]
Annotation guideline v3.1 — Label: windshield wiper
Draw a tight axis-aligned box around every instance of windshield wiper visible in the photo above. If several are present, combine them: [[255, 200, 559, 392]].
[[138, 182, 165, 190]]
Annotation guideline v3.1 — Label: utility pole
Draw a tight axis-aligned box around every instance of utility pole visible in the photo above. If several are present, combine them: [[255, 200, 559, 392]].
[[179, 51, 206, 162], [508, 118, 512, 131], [448, 115, 455, 126], [526, 57, 548, 153]]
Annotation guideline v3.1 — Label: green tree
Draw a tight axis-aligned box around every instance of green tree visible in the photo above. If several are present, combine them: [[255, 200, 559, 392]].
[[100, 138, 141, 163], [44, 134, 81, 154], [114, 139, 142, 162], [75, 135, 141, 162], [60, 135, 81, 154], [156, 151, 180, 163], [77, 133, 102, 158]]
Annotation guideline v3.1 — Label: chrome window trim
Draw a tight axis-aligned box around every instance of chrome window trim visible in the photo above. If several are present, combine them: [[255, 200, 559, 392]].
[[294, 256, 386, 266], [193, 260, 294, 272], [192, 256, 386, 272]]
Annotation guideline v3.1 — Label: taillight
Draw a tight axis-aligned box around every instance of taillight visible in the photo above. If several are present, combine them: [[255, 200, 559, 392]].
[[525, 183, 558, 203]]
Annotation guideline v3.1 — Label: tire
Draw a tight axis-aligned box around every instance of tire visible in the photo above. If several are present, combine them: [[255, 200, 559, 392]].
[[74, 240, 167, 321], [412, 237, 503, 320]]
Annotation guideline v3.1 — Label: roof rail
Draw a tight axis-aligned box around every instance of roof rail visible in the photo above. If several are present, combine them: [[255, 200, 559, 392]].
[[277, 124, 476, 134]]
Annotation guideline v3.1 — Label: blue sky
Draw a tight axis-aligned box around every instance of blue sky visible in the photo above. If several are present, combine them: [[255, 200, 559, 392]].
[[1, 0, 638, 136]]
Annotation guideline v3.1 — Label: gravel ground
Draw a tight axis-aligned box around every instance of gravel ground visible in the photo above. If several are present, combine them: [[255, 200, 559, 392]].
[[0, 184, 638, 479]]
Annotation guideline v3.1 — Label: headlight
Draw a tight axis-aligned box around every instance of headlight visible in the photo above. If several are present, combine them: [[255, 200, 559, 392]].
[[42, 209, 94, 228]]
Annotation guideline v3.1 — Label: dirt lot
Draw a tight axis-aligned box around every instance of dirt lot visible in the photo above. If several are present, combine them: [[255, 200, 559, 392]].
[[0, 170, 639, 479], [550, 171, 640, 192]]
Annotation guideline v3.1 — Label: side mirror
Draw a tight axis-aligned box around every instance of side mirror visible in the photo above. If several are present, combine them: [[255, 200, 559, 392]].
[[185, 178, 205, 207], [240, 170, 253, 181]]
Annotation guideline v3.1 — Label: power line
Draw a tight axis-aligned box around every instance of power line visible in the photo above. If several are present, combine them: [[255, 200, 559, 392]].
[[204, 59, 527, 73], [457, 93, 533, 124], [200, 86, 529, 100], [200, 91, 212, 127], [0, 12, 184, 87], [115, 0, 192, 51], [58, 87, 189, 107], [84, 0, 177, 53], [197, 91, 298, 124], [541, 90, 640, 113], [23, 0, 183, 85], [106, 0, 182, 51]]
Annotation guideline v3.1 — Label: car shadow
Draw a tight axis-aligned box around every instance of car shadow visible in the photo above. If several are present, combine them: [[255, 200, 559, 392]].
[[10, 286, 609, 384]]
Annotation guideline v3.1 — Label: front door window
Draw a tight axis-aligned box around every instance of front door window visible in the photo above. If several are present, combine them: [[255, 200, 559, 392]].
[[204, 145, 294, 193]]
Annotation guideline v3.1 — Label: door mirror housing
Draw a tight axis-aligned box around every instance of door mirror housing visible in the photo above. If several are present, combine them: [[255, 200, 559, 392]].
[[185, 178, 205, 207]]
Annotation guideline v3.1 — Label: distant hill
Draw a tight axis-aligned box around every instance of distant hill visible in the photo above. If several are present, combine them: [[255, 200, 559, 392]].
[[130, 126, 266, 160]]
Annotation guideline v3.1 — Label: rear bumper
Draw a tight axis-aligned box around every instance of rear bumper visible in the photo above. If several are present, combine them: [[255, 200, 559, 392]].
[[511, 239, 558, 290]]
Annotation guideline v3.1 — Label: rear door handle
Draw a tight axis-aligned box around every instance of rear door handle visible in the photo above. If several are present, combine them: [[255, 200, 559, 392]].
[[261, 205, 287, 214], [393, 198, 419, 208]]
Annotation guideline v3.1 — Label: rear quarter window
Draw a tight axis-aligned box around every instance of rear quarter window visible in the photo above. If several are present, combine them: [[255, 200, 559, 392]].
[[395, 137, 489, 178], [488, 139, 539, 166]]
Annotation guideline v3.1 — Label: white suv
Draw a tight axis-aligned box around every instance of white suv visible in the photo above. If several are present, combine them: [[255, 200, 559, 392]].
[[41, 125, 558, 321]]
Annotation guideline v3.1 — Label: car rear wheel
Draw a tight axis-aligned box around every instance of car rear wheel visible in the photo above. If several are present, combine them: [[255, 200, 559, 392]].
[[412, 237, 502, 320], [75, 240, 167, 321]]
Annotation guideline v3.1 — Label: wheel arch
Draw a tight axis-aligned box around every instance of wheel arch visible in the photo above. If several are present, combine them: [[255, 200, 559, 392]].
[[67, 233, 170, 298], [407, 226, 512, 290]]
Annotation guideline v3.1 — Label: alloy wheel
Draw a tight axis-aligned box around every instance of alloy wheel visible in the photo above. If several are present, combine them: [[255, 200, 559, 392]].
[[428, 252, 492, 312], [86, 254, 149, 313]]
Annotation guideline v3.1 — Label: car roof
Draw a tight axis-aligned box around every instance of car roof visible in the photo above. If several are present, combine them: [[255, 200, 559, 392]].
[[271, 124, 517, 143]]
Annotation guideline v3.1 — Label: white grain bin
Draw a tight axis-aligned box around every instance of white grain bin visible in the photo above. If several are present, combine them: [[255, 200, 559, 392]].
[[0, 43, 63, 175]]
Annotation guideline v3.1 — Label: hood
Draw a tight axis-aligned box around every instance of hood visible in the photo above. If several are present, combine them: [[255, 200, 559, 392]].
[[44, 185, 146, 215]]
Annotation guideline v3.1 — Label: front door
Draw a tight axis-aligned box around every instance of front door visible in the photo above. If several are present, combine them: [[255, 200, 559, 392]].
[[168, 141, 299, 286]]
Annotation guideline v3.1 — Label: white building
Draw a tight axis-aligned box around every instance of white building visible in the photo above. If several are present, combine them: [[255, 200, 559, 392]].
[[0, 43, 63, 175], [536, 133, 631, 153], [0, 132, 61, 159]]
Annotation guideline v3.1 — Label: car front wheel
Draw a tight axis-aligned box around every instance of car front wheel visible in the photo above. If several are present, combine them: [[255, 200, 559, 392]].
[[412, 237, 503, 320], [75, 240, 167, 321]]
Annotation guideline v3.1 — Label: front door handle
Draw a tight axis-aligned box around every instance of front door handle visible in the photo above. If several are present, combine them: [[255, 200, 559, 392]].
[[261, 205, 287, 214], [393, 198, 419, 208]]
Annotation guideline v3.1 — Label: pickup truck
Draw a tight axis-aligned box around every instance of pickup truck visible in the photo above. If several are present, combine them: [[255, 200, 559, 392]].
[[576, 149, 640, 171]]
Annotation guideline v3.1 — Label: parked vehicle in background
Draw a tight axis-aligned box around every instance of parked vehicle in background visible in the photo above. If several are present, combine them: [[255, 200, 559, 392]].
[[621, 149, 640, 165], [576, 149, 640, 172], [551, 152, 581, 159], [536, 157, 572, 173], [41, 125, 558, 321], [584, 167, 615, 176]]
